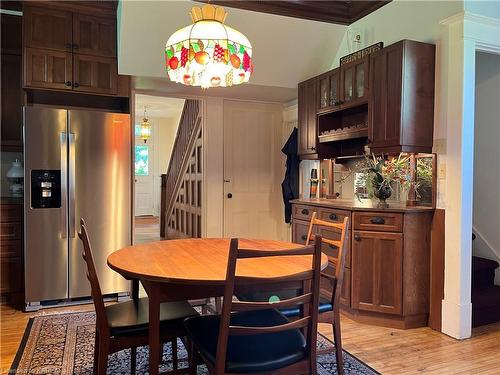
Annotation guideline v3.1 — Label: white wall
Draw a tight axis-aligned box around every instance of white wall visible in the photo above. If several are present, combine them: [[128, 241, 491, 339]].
[[473, 52, 500, 284], [465, 0, 500, 20]]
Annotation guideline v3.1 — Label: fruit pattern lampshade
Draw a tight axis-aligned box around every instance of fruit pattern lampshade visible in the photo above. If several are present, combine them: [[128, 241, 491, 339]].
[[165, 4, 253, 88]]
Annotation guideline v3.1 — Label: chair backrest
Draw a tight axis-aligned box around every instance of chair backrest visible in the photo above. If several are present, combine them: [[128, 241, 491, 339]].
[[78, 218, 108, 334], [215, 237, 323, 374], [305, 212, 349, 309]]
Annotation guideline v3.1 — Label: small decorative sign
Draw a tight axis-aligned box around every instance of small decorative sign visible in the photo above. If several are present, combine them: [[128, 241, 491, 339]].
[[340, 42, 384, 66]]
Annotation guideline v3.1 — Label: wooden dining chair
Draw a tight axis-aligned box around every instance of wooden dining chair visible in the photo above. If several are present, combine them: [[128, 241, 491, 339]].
[[78, 218, 199, 375], [184, 236, 323, 375], [302, 212, 349, 374]]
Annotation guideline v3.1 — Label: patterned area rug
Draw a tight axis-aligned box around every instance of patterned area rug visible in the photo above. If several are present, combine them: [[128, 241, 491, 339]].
[[10, 312, 380, 374]]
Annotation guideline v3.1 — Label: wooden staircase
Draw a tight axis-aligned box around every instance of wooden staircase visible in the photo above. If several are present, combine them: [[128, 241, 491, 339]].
[[472, 256, 500, 327], [160, 99, 202, 239]]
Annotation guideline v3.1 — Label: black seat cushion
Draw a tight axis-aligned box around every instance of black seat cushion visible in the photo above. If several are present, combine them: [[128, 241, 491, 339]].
[[106, 297, 198, 338], [281, 297, 333, 318], [184, 309, 307, 373]]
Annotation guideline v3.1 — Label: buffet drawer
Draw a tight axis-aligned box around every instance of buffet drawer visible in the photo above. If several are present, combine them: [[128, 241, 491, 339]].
[[317, 207, 350, 224], [292, 204, 318, 222], [353, 211, 403, 233]]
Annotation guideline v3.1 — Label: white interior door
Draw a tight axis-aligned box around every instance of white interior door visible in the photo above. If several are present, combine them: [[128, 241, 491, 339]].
[[135, 136, 155, 216], [223, 100, 285, 240]]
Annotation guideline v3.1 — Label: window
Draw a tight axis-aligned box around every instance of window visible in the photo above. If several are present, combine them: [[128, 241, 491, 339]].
[[135, 145, 149, 176]]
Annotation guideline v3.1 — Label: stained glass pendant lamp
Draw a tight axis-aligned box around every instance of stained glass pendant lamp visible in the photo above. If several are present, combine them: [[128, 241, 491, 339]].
[[165, 4, 253, 88]]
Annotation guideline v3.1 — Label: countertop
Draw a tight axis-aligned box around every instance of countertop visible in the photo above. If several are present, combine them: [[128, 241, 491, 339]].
[[291, 198, 435, 213]]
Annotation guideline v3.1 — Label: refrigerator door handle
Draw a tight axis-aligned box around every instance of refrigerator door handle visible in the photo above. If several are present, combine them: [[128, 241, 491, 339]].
[[69, 132, 76, 238], [60, 132, 68, 238]]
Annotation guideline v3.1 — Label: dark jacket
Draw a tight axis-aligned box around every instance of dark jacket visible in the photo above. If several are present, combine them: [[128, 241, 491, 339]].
[[281, 127, 300, 223]]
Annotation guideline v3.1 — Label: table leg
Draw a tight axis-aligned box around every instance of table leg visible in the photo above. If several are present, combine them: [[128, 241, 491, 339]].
[[131, 279, 139, 304], [149, 284, 160, 375]]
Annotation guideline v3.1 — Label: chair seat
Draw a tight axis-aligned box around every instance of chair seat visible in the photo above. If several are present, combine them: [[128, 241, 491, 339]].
[[184, 309, 307, 373], [105, 297, 198, 338], [280, 297, 333, 318]]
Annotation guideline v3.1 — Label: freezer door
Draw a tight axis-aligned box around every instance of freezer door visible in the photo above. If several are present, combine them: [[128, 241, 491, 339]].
[[68, 110, 131, 298], [24, 107, 69, 302]]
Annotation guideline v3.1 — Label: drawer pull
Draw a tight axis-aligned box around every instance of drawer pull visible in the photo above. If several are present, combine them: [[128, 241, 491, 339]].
[[301, 234, 308, 241], [329, 213, 338, 221], [370, 217, 386, 225], [301, 209, 309, 215], [354, 234, 361, 241]]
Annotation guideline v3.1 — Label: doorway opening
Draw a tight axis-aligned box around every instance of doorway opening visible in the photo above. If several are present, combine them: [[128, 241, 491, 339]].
[[472, 51, 500, 328], [133, 94, 186, 244]]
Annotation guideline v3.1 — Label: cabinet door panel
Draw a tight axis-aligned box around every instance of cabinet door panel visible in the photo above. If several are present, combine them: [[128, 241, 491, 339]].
[[351, 230, 403, 315], [340, 56, 369, 108], [369, 45, 403, 148], [73, 54, 117, 95], [0, 257, 23, 294], [1, 54, 23, 148], [23, 6, 72, 52], [297, 79, 317, 155], [24, 48, 72, 90], [73, 13, 116, 57]]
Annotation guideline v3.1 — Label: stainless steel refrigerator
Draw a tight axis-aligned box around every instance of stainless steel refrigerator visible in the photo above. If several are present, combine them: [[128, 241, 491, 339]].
[[24, 106, 131, 310]]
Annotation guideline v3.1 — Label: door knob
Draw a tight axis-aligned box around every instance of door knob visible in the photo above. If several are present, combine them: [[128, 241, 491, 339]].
[[227, 193, 233, 199]]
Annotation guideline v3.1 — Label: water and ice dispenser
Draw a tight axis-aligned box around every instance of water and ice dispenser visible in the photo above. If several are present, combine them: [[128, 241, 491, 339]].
[[31, 170, 61, 208]]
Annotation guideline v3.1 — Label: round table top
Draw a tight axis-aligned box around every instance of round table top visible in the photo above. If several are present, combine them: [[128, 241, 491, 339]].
[[108, 238, 327, 285]]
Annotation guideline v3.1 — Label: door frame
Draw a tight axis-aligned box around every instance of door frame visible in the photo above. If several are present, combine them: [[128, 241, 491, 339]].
[[439, 12, 500, 339], [130, 90, 207, 244]]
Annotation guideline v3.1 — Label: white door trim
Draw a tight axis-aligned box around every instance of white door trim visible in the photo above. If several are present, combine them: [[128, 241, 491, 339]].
[[440, 11, 500, 339]]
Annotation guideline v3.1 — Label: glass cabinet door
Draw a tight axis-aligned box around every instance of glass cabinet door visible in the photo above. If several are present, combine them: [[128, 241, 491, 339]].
[[319, 76, 329, 109], [355, 63, 365, 99], [329, 72, 339, 106], [343, 67, 353, 102]]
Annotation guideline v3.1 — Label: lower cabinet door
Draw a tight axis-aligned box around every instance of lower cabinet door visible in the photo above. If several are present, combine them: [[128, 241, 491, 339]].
[[351, 230, 403, 315], [24, 47, 73, 90], [73, 54, 117, 95], [0, 256, 23, 295]]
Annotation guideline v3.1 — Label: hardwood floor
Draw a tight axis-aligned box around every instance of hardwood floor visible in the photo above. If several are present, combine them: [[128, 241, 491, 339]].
[[135, 215, 161, 244], [1, 302, 499, 374]]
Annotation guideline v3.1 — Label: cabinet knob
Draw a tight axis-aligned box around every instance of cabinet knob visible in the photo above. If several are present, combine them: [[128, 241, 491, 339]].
[[301, 234, 307, 241], [329, 213, 338, 221], [73, 43, 79, 50], [370, 217, 386, 225], [301, 209, 309, 215], [65, 81, 72, 87], [65, 43, 72, 49], [354, 234, 361, 241], [74, 82, 80, 88], [227, 193, 232, 199]]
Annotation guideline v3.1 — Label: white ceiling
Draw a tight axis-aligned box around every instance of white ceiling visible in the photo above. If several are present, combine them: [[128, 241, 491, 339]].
[[118, 0, 347, 97], [135, 94, 185, 119]]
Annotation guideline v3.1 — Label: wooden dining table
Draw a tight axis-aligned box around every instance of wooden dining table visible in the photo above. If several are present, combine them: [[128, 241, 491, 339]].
[[107, 237, 328, 375]]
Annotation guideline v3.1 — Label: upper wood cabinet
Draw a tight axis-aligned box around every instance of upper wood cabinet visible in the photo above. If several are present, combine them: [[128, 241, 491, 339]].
[[1, 14, 23, 151], [73, 13, 116, 57], [23, 6, 73, 52], [23, 3, 119, 95], [340, 55, 370, 108], [24, 47, 73, 91], [298, 78, 318, 156], [369, 40, 435, 154], [318, 68, 341, 112], [73, 54, 117, 95]]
